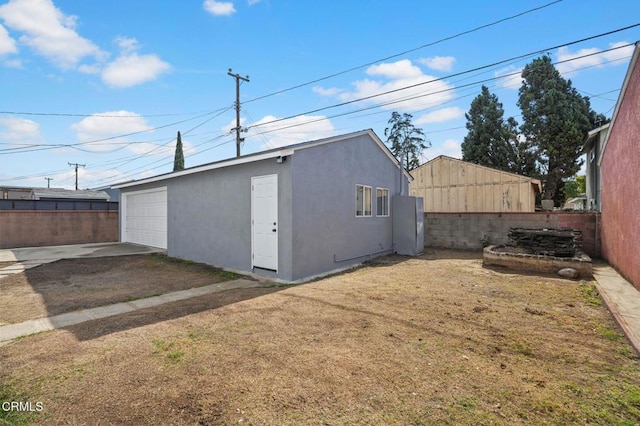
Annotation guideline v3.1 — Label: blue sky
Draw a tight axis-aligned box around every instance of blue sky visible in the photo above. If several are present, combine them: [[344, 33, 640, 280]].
[[0, 0, 638, 190]]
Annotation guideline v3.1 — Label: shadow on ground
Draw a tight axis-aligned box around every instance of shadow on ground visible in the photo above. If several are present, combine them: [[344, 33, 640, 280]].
[[65, 286, 287, 341], [1, 254, 290, 342]]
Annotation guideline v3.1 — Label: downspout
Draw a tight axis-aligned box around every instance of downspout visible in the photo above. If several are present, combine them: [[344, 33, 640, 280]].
[[400, 153, 406, 196]]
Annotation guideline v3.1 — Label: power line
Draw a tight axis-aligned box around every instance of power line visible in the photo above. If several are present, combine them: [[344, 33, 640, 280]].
[[68, 162, 85, 190], [243, 0, 565, 104], [4, 43, 632, 187], [3, 26, 636, 186], [228, 69, 250, 156], [0, 1, 562, 124], [0, 109, 229, 155], [243, 45, 634, 139], [245, 35, 638, 132], [0, 110, 217, 118]]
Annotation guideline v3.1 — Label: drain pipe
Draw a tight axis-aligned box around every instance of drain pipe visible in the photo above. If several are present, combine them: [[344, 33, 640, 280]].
[[399, 153, 406, 196]]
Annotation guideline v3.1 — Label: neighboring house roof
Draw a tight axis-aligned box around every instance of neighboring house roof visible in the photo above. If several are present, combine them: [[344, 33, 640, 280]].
[[0, 185, 37, 191], [564, 195, 587, 209], [599, 41, 640, 166], [31, 188, 111, 201], [583, 122, 610, 153], [416, 155, 542, 192], [0, 186, 33, 200], [114, 129, 410, 189]]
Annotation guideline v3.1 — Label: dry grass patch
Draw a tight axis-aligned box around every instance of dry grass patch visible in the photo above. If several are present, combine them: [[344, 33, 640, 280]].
[[1, 250, 639, 425]]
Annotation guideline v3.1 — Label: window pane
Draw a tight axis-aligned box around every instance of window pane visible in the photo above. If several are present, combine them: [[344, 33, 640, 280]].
[[377, 188, 389, 216], [356, 185, 363, 216], [384, 191, 389, 215], [364, 187, 372, 216]]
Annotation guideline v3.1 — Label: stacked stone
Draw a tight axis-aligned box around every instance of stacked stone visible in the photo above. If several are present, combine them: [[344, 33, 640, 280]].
[[508, 228, 582, 257]]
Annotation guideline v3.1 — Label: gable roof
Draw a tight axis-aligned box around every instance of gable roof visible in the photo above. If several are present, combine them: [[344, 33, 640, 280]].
[[415, 155, 542, 192], [599, 41, 640, 165], [114, 129, 410, 189], [583, 122, 610, 153]]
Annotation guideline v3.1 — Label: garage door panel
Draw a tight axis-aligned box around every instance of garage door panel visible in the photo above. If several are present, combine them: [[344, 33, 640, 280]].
[[123, 188, 167, 249]]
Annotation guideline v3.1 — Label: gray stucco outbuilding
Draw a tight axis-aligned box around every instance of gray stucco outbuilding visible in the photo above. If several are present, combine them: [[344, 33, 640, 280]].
[[114, 130, 412, 282]]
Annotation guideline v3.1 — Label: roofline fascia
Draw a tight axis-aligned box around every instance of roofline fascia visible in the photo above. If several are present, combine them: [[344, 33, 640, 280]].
[[598, 41, 640, 166], [114, 129, 411, 189], [416, 155, 539, 182], [114, 148, 295, 189]]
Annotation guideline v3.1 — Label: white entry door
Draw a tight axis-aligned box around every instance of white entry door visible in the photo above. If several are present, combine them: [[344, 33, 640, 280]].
[[251, 174, 278, 271]]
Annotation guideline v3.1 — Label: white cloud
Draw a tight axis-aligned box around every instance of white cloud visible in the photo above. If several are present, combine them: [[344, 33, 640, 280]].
[[312, 86, 344, 97], [71, 111, 193, 157], [494, 65, 524, 90], [421, 139, 461, 162], [556, 41, 634, 76], [418, 56, 455, 72], [101, 37, 171, 88], [71, 111, 153, 151], [78, 63, 100, 74], [315, 59, 456, 113], [102, 53, 171, 88], [367, 60, 424, 79], [240, 114, 336, 149], [415, 107, 464, 125], [0, 0, 104, 69], [0, 116, 41, 142], [203, 0, 236, 16], [0, 24, 17, 55], [3, 58, 21, 68], [115, 36, 138, 54]]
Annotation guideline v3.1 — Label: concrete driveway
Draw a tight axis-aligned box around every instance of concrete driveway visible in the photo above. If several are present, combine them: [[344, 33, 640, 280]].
[[0, 242, 164, 263]]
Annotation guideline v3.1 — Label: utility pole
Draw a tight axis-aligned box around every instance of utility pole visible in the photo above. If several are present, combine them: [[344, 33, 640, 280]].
[[44, 177, 53, 188], [227, 68, 250, 157], [68, 162, 85, 190]]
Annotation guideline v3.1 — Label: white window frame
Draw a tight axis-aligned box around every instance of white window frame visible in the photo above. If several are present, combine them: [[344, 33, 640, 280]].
[[376, 187, 390, 217], [355, 184, 372, 217]]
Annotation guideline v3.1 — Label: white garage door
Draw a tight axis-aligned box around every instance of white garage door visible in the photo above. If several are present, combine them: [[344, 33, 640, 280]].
[[122, 187, 167, 249]]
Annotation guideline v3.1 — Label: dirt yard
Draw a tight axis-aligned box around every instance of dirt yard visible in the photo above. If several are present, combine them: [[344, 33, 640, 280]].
[[0, 254, 242, 325], [1, 250, 639, 425]]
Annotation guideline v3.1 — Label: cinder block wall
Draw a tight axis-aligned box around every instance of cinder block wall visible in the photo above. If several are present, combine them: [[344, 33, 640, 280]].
[[424, 212, 601, 258], [0, 211, 119, 249]]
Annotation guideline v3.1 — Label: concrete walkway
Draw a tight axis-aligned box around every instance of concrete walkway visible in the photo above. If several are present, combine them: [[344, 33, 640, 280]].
[[0, 279, 261, 344], [0, 242, 261, 345], [0, 242, 165, 281], [592, 262, 640, 354], [0, 242, 164, 264]]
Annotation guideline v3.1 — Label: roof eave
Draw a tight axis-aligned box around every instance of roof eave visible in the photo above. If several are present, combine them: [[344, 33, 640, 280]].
[[599, 42, 640, 166], [114, 129, 411, 189]]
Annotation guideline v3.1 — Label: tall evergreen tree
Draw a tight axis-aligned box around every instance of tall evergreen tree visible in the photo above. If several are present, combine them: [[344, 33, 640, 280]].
[[503, 117, 539, 177], [461, 85, 513, 172], [173, 131, 185, 172], [384, 111, 430, 170], [518, 56, 592, 206], [462, 86, 538, 177]]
